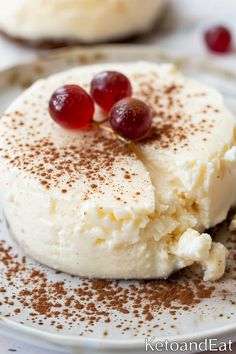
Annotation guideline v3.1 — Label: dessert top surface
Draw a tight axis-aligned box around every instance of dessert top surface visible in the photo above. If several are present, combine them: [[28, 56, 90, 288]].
[[135, 65, 235, 160], [0, 62, 235, 202]]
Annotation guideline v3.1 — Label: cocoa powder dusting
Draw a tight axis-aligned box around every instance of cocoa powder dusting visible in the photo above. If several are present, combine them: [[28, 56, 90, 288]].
[[0, 69, 220, 198], [2, 217, 236, 337], [0, 230, 220, 336]]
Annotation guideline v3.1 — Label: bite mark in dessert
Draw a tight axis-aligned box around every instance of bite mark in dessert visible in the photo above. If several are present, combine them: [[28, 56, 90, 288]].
[[0, 62, 235, 281]]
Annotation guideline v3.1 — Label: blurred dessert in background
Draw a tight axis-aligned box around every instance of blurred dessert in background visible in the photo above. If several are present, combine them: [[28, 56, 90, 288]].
[[0, 0, 166, 47]]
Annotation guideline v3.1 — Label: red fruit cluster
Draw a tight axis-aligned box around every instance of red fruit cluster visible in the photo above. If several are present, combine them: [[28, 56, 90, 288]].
[[49, 70, 152, 141]]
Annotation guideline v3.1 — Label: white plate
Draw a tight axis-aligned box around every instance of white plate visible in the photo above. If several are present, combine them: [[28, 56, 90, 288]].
[[1, 46, 236, 354]]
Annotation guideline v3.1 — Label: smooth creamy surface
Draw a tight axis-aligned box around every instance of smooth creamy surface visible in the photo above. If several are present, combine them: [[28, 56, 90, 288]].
[[0, 0, 165, 42], [0, 62, 235, 281]]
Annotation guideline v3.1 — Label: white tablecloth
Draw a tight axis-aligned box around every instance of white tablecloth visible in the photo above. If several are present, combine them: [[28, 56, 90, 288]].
[[1, 0, 236, 353]]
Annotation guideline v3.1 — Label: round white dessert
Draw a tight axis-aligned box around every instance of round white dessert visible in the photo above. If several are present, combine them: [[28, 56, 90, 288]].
[[0, 0, 165, 44], [0, 62, 235, 281]]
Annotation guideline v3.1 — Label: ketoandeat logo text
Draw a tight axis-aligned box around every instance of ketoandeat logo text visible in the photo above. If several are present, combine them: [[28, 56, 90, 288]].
[[145, 338, 232, 352]]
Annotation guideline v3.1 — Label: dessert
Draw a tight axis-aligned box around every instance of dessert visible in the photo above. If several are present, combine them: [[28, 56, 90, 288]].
[[0, 62, 235, 281], [0, 0, 165, 47]]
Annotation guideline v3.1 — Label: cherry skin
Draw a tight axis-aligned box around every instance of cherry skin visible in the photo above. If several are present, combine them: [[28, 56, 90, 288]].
[[109, 97, 152, 141], [49, 85, 94, 129], [204, 25, 232, 53], [90, 71, 132, 112]]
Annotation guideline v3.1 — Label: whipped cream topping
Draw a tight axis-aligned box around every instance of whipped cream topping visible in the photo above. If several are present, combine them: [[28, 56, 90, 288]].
[[0, 0, 165, 43], [0, 62, 235, 281]]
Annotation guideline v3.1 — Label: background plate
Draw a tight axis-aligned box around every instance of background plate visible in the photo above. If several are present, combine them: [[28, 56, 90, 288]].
[[1, 46, 236, 354]]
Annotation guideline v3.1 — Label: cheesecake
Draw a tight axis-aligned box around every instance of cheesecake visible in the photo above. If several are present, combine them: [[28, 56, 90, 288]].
[[0, 62, 235, 281], [0, 0, 165, 47]]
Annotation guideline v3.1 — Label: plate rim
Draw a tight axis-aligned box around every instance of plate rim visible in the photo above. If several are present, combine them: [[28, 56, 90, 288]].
[[1, 316, 236, 349], [1, 44, 236, 82]]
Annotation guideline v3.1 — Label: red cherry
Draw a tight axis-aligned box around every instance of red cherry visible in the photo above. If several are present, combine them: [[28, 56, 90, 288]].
[[109, 97, 152, 141], [49, 85, 94, 129], [204, 25, 232, 53], [90, 71, 132, 112]]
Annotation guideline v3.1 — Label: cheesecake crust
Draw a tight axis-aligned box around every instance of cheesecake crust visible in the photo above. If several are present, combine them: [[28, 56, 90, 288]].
[[0, 29, 143, 49]]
